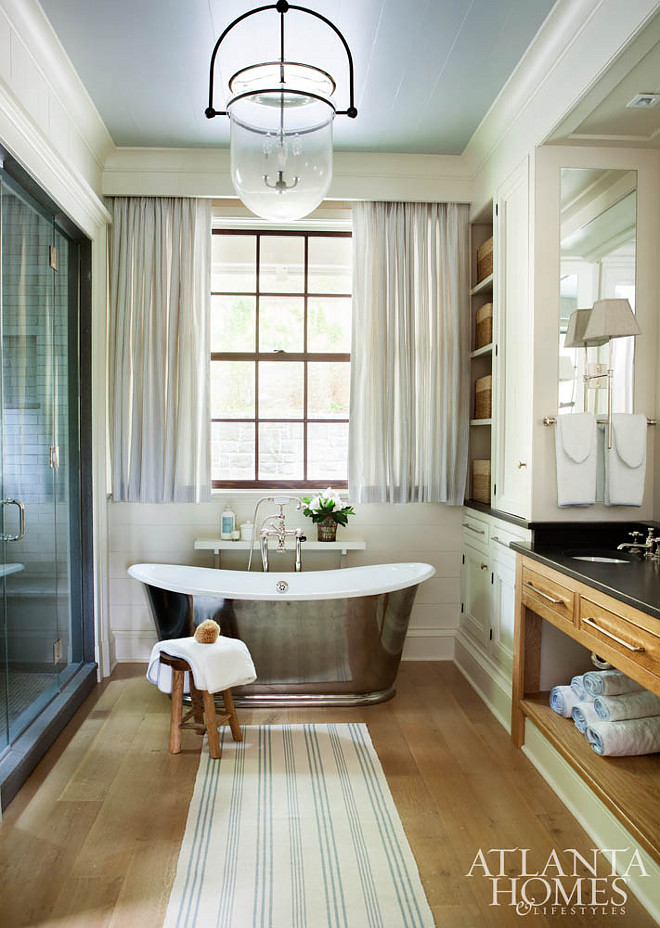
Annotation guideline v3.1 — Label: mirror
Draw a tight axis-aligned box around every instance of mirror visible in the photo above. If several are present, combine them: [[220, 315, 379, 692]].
[[558, 168, 637, 417]]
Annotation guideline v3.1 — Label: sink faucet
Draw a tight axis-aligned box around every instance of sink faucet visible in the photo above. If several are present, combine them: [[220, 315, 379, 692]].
[[617, 528, 655, 556], [247, 497, 306, 572]]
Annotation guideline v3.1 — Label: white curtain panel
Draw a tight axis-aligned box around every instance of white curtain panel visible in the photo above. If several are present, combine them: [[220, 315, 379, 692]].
[[108, 197, 212, 502], [349, 201, 470, 504]]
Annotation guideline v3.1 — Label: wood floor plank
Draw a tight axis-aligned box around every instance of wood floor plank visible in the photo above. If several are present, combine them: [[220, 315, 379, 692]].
[[1, 661, 657, 927]]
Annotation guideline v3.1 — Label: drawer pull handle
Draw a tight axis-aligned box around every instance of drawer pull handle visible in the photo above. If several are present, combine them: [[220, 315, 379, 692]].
[[523, 581, 562, 605], [491, 536, 510, 548], [463, 523, 485, 535], [582, 618, 645, 653]]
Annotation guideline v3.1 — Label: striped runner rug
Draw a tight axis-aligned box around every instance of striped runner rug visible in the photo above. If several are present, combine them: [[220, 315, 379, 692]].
[[165, 723, 434, 928]]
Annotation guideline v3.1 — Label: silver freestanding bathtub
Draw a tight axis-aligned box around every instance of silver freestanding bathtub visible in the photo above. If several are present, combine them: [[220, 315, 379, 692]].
[[128, 562, 435, 706]]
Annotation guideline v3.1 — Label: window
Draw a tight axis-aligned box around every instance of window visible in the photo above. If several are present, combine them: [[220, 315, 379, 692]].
[[211, 230, 351, 488]]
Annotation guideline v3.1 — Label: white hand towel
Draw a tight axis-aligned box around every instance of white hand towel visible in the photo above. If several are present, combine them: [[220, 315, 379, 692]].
[[585, 716, 660, 756], [583, 669, 644, 698], [146, 636, 257, 694], [604, 413, 647, 507], [555, 413, 597, 507], [570, 674, 589, 701], [549, 685, 581, 718], [572, 703, 599, 734], [594, 690, 660, 721]]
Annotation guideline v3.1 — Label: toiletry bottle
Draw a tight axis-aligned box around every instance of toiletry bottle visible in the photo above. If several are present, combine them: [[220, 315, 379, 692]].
[[221, 503, 236, 540], [240, 520, 254, 542]]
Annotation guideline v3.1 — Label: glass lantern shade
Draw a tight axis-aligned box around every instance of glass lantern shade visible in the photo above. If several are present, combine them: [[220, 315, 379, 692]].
[[228, 86, 335, 221]]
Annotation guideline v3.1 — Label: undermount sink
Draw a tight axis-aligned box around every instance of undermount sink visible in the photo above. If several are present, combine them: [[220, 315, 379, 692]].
[[566, 550, 634, 564]]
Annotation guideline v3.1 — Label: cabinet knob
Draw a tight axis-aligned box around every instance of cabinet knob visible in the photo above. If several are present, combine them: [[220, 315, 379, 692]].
[[480, 562, 488, 570], [517, 461, 527, 469]]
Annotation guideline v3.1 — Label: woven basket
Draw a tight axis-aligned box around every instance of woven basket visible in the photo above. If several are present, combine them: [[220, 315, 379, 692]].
[[475, 303, 493, 349], [474, 375, 492, 419], [477, 236, 493, 282], [472, 460, 491, 504]]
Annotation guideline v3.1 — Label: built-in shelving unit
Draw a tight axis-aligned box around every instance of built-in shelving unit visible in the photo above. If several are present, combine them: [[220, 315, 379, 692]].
[[469, 273, 494, 297], [469, 343, 493, 360], [467, 205, 495, 504]]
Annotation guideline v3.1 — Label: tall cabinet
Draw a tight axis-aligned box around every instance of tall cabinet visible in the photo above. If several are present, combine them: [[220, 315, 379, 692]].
[[459, 158, 533, 713]]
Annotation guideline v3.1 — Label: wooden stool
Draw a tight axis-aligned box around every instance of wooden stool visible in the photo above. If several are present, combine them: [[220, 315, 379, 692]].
[[159, 652, 243, 759]]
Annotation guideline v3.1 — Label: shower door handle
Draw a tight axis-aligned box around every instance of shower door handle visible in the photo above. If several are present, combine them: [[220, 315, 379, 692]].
[[1, 498, 25, 541]]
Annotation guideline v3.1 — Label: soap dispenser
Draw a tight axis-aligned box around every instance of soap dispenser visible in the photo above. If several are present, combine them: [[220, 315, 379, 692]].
[[221, 503, 236, 540]]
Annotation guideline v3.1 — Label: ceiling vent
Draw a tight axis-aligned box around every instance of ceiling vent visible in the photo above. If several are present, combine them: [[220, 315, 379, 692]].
[[626, 93, 660, 109]]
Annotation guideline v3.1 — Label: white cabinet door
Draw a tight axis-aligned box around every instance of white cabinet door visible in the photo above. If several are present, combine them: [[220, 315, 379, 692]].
[[461, 543, 492, 646], [494, 158, 532, 519], [491, 550, 517, 671]]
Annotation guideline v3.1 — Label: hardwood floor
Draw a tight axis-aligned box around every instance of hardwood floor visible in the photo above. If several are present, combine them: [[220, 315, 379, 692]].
[[0, 661, 656, 927]]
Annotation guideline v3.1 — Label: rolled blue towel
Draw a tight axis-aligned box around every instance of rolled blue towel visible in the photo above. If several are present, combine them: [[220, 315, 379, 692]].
[[550, 685, 580, 718], [583, 670, 644, 698], [585, 717, 660, 756], [572, 703, 599, 734], [594, 690, 660, 721], [570, 675, 588, 701]]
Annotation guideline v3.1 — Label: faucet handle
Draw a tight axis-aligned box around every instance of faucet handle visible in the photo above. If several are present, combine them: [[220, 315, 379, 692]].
[[646, 527, 656, 542], [629, 531, 643, 542]]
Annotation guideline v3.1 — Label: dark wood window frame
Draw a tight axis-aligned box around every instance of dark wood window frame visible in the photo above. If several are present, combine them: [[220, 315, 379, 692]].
[[211, 228, 351, 489]]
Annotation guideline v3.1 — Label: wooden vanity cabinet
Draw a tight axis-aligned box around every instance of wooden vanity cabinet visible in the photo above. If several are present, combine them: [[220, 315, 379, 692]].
[[512, 554, 660, 863]]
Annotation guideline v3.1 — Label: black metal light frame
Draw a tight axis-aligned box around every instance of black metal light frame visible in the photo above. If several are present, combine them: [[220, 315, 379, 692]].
[[205, 0, 358, 121]]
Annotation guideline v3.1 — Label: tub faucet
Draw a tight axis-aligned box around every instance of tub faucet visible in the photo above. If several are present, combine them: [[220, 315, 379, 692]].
[[251, 497, 306, 572], [617, 528, 655, 556]]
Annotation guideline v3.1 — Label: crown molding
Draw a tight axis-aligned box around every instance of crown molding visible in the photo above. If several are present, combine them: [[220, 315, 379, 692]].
[[1, 0, 113, 170], [102, 146, 473, 203], [0, 79, 110, 233]]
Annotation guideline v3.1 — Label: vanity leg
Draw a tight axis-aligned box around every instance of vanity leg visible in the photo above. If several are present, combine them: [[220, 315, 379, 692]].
[[512, 556, 542, 748]]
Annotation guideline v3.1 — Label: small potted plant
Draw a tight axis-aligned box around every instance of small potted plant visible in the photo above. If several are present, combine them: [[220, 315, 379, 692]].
[[301, 488, 355, 542]]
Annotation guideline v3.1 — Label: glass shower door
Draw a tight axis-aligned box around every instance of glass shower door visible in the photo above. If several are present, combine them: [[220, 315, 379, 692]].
[[0, 177, 60, 740]]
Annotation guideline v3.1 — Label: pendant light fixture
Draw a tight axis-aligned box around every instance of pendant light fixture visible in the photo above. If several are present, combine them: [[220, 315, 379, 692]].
[[206, 0, 357, 221]]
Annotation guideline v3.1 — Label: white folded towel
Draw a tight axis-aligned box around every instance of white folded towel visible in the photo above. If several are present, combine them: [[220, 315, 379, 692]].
[[583, 669, 644, 698], [594, 690, 660, 721], [585, 717, 660, 756], [555, 413, 597, 507], [570, 675, 588, 701], [147, 636, 257, 695], [604, 413, 647, 507], [549, 685, 581, 718], [572, 703, 600, 734]]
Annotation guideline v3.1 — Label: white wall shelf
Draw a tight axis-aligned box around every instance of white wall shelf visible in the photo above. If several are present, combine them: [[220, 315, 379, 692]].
[[194, 537, 366, 568], [470, 418, 493, 426], [470, 343, 494, 359]]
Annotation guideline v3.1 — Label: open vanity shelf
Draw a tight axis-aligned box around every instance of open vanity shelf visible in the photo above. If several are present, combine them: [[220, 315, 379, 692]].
[[513, 553, 660, 864], [521, 692, 660, 862]]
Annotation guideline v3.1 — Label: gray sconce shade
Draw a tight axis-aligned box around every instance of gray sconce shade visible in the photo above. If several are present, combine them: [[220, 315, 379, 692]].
[[583, 298, 641, 342], [564, 308, 608, 348]]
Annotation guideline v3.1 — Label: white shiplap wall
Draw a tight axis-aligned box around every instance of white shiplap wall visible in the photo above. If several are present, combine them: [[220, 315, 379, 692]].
[[109, 497, 462, 664]]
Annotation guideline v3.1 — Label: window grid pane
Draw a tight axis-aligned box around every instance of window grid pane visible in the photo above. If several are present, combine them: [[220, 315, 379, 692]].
[[211, 230, 351, 488]]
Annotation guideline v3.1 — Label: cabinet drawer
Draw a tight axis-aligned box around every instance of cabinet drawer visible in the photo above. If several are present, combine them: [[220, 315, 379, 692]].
[[521, 566, 575, 626], [462, 514, 489, 547], [578, 597, 660, 682]]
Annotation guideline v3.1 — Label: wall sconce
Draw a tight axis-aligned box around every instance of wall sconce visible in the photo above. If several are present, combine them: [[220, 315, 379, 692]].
[[205, 0, 357, 222], [565, 300, 640, 448]]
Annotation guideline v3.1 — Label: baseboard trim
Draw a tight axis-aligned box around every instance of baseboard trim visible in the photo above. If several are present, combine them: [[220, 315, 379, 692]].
[[402, 628, 455, 661], [453, 632, 512, 732]]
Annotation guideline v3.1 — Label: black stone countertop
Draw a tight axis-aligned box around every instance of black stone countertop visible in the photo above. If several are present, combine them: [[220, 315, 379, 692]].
[[511, 540, 660, 621]]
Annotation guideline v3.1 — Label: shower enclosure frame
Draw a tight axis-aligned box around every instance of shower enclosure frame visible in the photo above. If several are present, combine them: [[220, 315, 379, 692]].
[[0, 154, 96, 809]]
